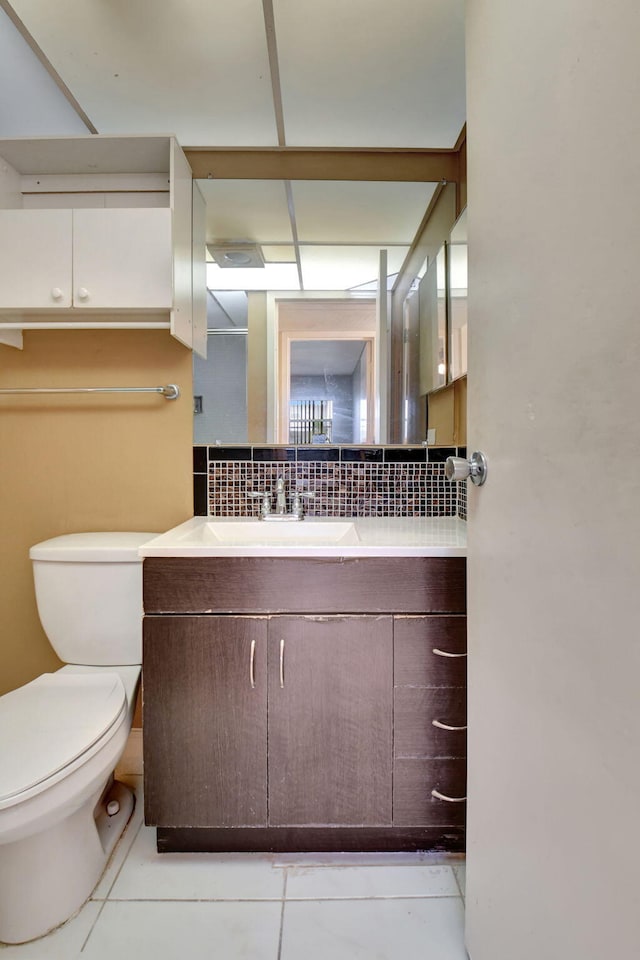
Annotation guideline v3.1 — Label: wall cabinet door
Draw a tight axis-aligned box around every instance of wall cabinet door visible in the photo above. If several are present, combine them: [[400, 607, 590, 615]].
[[0, 209, 72, 308], [72, 208, 173, 309], [267, 616, 393, 826], [0, 207, 172, 312], [143, 615, 268, 828]]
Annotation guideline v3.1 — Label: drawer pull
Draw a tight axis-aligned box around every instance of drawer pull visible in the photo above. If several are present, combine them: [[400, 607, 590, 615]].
[[279, 638, 285, 688], [249, 639, 256, 689], [432, 789, 467, 803], [432, 648, 467, 658], [432, 719, 467, 732]]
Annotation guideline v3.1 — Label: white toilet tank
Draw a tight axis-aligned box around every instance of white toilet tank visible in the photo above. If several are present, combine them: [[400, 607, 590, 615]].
[[29, 532, 154, 666]]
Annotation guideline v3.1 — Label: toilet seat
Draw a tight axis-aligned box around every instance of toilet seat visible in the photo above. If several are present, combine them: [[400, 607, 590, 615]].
[[0, 672, 126, 807]]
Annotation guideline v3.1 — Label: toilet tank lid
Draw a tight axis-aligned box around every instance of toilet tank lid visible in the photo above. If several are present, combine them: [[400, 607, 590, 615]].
[[30, 532, 156, 562]]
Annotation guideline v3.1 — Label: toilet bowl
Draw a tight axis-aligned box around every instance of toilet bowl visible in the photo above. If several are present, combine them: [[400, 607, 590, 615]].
[[0, 532, 152, 944]]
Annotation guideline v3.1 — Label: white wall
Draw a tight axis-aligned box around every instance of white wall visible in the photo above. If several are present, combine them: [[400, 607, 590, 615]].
[[465, 2, 640, 957]]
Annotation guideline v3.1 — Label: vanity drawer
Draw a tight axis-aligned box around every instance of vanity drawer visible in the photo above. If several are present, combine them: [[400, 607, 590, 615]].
[[143, 557, 466, 614], [394, 687, 467, 758], [394, 616, 467, 687], [393, 758, 467, 826]]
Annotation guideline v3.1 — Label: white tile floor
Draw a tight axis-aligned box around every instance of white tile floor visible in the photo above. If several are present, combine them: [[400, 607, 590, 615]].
[[1, 732, 468, 959]]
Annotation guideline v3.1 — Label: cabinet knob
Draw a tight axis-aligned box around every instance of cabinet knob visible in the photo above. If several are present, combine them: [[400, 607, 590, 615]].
[[445, 451, 488, 486], [51, 287, 63, 301], [76, 287, 90, 301]]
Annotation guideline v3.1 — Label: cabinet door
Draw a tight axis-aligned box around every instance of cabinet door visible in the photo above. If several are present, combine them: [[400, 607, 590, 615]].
[[143, 615, 267, 827], [268, 616, 393, 826], [72, 208, 173, 309], [0, 209, 72, 308]]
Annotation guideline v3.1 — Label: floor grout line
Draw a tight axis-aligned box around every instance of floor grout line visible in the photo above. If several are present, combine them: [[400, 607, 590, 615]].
[[100, 893, 462, 903], [80, 898, 108, 954], [276, 870, 288, 960]]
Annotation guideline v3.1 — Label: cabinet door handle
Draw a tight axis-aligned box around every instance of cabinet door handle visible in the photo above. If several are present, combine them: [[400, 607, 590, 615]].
[[431, 789, 467, 803], [249, 639, 256, 689], [432, 648, 467, 658], [432, 719, 467, 732], [279, 638, 285, 688]]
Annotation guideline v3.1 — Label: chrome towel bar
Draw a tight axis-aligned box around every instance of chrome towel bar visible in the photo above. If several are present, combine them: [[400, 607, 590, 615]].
[[0, 384, 180, 400]]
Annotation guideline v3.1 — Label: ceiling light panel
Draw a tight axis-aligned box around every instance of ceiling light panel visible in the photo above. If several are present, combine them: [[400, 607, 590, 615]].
[[274, 0, 466, 148], [206, 262, 300, 292], [292, 181, 438, 244], [198, 179, 294, 246], [300, 245, 409, 291], [9, 0, 279, 145]]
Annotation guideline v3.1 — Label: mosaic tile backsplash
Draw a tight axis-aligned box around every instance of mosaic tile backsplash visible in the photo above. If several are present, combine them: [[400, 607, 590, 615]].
[[194, 446, 468, 521]]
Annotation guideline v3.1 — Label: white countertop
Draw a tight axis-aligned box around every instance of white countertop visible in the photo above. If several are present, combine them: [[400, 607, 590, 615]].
[[139, 516, 467, 558]]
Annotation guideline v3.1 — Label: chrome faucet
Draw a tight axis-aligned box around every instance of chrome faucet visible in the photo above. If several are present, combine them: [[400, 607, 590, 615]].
[[248, 478, 315, 520], [274, 476, 287, 514]]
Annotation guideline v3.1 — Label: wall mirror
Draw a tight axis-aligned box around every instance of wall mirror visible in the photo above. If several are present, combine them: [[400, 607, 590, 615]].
[[192, 177, 456, 445]]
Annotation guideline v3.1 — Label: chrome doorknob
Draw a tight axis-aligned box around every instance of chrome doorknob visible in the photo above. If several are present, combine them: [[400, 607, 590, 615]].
[[445, 451, 488, 486]]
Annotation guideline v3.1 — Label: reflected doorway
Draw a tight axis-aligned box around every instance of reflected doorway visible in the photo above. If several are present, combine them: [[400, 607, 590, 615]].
[[276, 299, 377, 445]]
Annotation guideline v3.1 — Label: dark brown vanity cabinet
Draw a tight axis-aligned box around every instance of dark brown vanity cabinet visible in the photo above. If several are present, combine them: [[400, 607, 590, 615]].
[[142, 556, 466, 853]]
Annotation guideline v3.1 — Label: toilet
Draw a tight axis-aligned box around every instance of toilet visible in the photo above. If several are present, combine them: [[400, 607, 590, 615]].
[[0, 532, 152, 944]]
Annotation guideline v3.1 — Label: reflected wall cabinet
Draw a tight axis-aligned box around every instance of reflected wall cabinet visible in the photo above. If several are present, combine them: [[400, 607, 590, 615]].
[[0, 135, 206, 356]]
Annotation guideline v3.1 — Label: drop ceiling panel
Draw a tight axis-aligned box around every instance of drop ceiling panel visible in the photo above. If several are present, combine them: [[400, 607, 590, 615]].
[[300, 245, 409, 291], [8, 0, 279, 145], [198, 180, 293, 245], [274, 0, 466, 147], [292, 181, 438, 243], [262, 245, 296, 262]]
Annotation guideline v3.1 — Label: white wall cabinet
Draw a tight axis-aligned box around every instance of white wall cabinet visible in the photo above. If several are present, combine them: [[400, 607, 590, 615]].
[[0, 207, 172, 311], [0, 135, 206, 355]]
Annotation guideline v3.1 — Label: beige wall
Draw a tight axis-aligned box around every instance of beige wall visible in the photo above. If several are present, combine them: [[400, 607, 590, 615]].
[[0, 329, 193, 696]]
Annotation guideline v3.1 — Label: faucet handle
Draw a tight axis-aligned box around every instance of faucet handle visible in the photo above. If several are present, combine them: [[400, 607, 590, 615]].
[[247, 490, 271, 518], [292, 488, 315, 519]]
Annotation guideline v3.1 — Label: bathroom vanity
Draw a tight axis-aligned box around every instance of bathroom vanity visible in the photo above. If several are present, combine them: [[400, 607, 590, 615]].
[[140, 517, 467, 853]]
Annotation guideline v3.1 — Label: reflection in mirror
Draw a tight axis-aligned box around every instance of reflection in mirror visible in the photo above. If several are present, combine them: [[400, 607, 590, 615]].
[[191, 179, 462, 444], [275, 298, 377, 444], [418, 245, 447, 394], [193, 291, 248, 443], [448, 209, 468, 381], [288, 339, 372, 444]]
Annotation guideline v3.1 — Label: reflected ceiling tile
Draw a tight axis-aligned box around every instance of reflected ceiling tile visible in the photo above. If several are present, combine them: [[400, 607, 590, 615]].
[[198, 180, 293, 244], [9, 0, 279, 145], [275, 0, 466, 147], [292, 181, 438, 243], [300, 245, 409, 291]]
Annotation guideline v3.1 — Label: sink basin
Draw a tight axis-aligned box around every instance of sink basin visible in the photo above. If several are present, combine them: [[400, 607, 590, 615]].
[[203, 519, 360, 545]]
